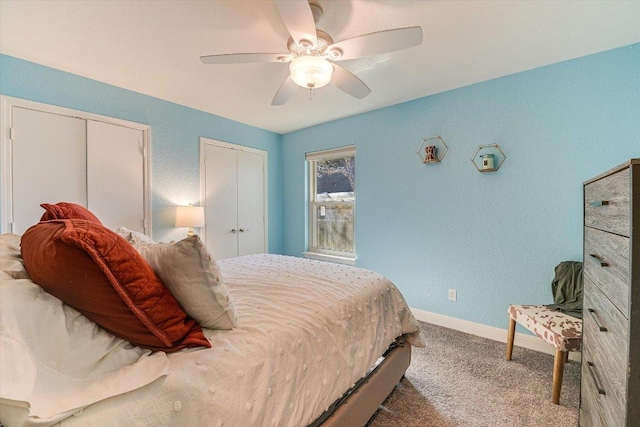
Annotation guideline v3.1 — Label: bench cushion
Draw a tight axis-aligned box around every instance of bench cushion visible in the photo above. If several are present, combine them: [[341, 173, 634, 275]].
[[508, 304, 582, 352]]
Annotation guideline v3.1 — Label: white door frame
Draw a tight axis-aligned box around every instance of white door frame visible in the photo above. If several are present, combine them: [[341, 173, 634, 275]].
[[199, 137, 268, 253], [0, 95, 152, 234]]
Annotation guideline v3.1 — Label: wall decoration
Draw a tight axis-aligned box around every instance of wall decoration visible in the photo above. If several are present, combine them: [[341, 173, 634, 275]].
[[416, 136, 448, 164], [471, 144, 506, 172]]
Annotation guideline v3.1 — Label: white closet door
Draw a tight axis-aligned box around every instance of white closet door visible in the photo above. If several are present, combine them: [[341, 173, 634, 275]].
[[204, 144, 239, 260], [237, 150, 266, 256], [87, 120, 145, 232], [11, 107, 86, 234]]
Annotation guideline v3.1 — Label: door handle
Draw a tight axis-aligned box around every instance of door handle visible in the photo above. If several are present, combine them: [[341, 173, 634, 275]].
[[230, 229, 237, 234], [239, 228, 248, 232]]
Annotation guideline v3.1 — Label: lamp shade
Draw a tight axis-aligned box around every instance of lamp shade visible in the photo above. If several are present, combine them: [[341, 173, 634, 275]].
[[175, 205, 205, 228], [289, 56, 333, 89]]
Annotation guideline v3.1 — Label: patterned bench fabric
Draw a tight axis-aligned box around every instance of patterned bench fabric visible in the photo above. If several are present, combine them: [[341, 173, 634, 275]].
[[508, 304, 582, 352]]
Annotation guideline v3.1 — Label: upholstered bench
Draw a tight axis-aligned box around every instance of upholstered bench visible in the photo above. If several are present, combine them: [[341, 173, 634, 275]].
[[506, 304, 582, 405]]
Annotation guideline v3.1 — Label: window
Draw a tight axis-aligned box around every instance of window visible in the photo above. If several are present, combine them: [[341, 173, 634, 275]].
[[305, 146, 356, 264]]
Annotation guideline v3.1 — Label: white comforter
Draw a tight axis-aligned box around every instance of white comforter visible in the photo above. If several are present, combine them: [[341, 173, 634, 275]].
[[4, 251, 424, 427]]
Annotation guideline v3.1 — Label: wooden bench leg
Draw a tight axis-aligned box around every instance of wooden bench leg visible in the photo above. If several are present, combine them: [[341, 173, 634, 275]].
[[552, 349, 566, 405], [506, 318, 516, 361]]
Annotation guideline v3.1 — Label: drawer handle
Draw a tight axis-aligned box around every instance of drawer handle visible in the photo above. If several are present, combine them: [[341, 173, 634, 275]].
[[588, 253, 609, 267], [589, 200, 610, 207], [587, 308, 608, 332], [586, 361, 606, 395]]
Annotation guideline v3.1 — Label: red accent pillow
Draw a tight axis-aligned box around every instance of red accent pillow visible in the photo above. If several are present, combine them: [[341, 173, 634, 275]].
[[40, 202, 103, 225], [20, 219, 210, 352]]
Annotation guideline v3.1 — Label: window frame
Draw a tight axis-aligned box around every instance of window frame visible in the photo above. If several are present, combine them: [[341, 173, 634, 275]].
[[304, 145, 356, 265]]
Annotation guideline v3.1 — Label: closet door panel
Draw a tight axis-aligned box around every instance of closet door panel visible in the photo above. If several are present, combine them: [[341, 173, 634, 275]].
[[87, 120, 145, 232], [237, 150, 265, 256], [204, 144, 238, 260], [11, 107, 86, 234]]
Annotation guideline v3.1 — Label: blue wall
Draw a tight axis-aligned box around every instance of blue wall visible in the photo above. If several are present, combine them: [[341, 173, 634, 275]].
[[0, 54, 283, 251], [2, 44, 639, 332], [281, 44, 640, 330]]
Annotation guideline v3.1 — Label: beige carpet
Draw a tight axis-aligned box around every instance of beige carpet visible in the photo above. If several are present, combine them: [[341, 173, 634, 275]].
[[367, 321, 580, 427]]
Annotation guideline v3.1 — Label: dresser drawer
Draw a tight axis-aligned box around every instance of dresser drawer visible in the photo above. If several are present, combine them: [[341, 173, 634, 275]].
[[580, 341, 626, 427], [583, 275, 628, 394], [584, 227, 630, 318], [579, 372, 617, 427], [584, 167, 630, 237]]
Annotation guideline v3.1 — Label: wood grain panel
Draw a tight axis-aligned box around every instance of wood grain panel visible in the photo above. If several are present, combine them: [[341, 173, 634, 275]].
[[582, 276, 628, 407], [580, 342, 626, 427], [579, 363, 611, 427], [584, 227, 630, 317], [579, 378, 602, 427], [584, 168, 630, 237]]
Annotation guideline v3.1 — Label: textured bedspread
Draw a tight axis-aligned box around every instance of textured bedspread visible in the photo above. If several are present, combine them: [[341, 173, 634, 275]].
[[54, 254, 424, 427]]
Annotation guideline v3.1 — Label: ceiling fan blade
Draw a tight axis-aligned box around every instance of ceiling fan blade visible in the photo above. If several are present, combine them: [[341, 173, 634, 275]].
[[272, 75, 299, 106], [329, 26, 423, 61], [273, 0, 317, 46], [331, 64, 371, 99], [200, 53, 287, 65]]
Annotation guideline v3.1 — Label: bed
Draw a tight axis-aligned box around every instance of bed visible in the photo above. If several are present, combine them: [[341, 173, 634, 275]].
[[0, 216, 424, 427]]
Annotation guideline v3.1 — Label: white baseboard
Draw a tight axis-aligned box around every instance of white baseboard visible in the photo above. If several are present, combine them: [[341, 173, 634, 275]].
[[411, 307, 581, 363]]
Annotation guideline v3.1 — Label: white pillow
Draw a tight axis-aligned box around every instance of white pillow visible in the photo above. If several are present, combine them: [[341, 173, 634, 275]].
[[115, 226, 155, 245], [0, 276, 170, 426], [0, 233, 30, 279], [133, 236, 237, 330]]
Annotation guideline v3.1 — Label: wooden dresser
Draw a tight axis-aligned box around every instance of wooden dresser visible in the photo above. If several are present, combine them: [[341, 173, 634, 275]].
[[580, 159, 639, 427]]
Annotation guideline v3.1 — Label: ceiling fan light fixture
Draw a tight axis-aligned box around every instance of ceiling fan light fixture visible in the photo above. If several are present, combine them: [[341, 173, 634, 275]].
[[289, 55, 333, 89]]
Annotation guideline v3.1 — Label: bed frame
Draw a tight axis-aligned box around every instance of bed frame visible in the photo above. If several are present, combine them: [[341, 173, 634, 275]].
[[312, 339, 412, 427]]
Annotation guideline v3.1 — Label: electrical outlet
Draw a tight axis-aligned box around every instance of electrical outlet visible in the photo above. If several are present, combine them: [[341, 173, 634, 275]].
[[448, 289, 457, 301]]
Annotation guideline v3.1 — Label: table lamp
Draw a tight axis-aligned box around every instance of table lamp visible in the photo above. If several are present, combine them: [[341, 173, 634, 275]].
[[175, 205, 205, 237]]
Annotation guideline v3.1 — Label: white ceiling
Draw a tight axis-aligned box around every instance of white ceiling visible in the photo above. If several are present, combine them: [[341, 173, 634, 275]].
[[1, 0, 639, 134]]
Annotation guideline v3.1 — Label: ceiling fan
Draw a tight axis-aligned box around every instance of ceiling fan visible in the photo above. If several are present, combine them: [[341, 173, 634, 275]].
[[200, 0, 423, 106]]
